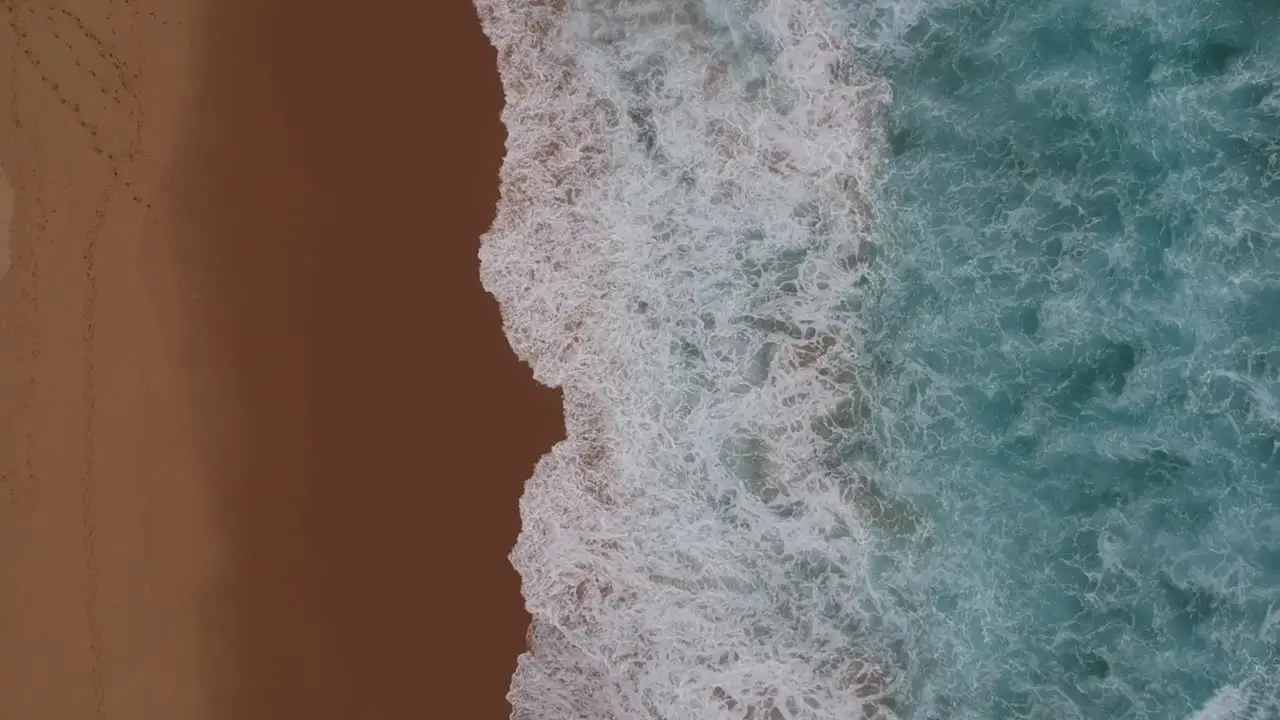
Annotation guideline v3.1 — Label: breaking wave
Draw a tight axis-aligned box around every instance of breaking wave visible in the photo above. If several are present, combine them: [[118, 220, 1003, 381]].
[[475, 0, 1280, 717]]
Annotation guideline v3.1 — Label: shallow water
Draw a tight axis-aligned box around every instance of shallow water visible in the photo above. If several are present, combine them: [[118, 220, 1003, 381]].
[[477, 0, 1280, 717]]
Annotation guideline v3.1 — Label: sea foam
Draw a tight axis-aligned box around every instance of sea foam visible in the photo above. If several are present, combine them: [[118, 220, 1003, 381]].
[[475, 0, 896, 717], [475, 0, 1280, 717]]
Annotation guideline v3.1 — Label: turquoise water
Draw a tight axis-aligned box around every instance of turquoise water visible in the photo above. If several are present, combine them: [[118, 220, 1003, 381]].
[[844, 0, 1280, 715], [479, 0, 1280, 717]]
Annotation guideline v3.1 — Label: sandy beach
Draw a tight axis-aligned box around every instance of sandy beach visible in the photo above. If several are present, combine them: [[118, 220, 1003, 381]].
[[0, 1, 562, 718]]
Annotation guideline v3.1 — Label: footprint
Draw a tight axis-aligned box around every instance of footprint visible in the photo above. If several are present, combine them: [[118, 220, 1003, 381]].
[[0, 165, 13, 280]]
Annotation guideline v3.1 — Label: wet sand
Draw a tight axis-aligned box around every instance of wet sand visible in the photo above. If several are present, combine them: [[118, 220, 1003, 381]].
[[0, 1, 562, 718]]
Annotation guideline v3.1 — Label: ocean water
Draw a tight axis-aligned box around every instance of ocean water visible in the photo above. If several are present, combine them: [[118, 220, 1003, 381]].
[[474, 1, 1280, 718]]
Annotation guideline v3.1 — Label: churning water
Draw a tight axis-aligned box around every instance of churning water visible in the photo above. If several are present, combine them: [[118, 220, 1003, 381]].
[[474, 0, 1280, 717]]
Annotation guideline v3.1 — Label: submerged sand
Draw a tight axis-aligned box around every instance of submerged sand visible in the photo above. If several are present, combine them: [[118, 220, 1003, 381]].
[[0, 1, 561, 718]]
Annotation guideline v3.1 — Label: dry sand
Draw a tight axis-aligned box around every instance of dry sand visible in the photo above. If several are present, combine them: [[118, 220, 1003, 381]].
[[0, 166, 12, 278], [0, 1, 563, 719]]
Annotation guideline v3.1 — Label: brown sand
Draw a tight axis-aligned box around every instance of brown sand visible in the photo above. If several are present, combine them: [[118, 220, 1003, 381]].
[[0, 1, 563, 719]]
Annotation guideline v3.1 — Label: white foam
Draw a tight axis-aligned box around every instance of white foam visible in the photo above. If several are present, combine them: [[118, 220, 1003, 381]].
[[476, 0, 898, 717], [1190, 667, 1280, 720]]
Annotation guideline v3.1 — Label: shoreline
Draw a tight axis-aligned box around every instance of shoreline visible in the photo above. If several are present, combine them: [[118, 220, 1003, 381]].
[[1, 1, 563, 718]]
